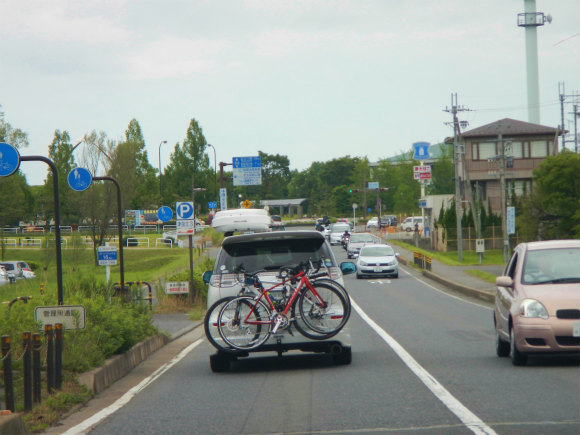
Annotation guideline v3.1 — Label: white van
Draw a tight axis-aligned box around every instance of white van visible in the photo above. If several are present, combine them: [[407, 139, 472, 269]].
[[401, 216, 424, 232], [211, 208, 272, 235]]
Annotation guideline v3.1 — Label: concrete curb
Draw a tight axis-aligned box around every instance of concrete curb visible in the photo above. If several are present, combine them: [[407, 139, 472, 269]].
[[422, 270, 495, 303], [77, 333, 171, 395], [399, 254, 494, 303]]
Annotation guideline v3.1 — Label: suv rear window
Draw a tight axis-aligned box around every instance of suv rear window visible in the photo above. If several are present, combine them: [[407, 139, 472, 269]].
[[216, 237, 335, 273]]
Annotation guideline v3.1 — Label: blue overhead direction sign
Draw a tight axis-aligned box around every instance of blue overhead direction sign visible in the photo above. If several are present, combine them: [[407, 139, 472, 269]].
[[67, 168, 92, 191], [157, 206, 173, 222], [0, 142, 21, 177], [233, 156, 262, 186], [413, 141, 430, 160]]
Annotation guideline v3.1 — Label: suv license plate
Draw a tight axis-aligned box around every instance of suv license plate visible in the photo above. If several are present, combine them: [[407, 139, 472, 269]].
[[573, 322, 580, 338]]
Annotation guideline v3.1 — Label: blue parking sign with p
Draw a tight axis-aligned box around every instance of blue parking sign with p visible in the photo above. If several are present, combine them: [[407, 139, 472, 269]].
[[176, 202, 194, 219]]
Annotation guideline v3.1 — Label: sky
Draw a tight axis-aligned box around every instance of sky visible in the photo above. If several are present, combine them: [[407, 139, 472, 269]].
[[1, 0, 579, 186]]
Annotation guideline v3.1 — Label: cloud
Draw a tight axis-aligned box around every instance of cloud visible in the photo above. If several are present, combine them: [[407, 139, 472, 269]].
[[0, 0, 130, 45], [124, 36, 230, 79]]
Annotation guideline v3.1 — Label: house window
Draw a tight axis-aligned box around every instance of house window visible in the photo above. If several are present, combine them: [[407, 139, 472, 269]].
[[530, 140, 548, 157], [474, 142, 496, 160], [511, 142, 523, 158]]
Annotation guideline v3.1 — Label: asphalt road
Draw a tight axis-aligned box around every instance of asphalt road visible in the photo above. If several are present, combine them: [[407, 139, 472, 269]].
[[53, 244, 579, 435]]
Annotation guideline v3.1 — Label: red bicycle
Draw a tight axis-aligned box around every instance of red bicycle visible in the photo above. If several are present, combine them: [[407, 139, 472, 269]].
[[216, 262, 350, 350]]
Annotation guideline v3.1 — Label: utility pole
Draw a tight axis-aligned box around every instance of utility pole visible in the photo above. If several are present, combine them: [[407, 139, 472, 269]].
[[558, 82, 580, 151], [445, 93, 469, 261]]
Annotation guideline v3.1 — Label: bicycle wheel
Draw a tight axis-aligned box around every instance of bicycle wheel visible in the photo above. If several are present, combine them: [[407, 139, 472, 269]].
[[311, 278, 351, 315], [204, 297, 236, 352], [217, 296, 272, 350], [297, 282, 349, 338]]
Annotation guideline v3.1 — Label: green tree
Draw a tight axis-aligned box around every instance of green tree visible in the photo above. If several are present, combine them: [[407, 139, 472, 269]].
[[163, 118, 212, 212], [40, 130, 78, 223], [0, 109, 33, 235], [517, 150, 580, 240], [428, 143, 455, 195], [257, 151, 291, 200], [108, 119, 159, 211], [0, 107, 28, 150]]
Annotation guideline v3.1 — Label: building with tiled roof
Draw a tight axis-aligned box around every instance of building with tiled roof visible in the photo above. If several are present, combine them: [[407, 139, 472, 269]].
[[458, 118, 561, 213]]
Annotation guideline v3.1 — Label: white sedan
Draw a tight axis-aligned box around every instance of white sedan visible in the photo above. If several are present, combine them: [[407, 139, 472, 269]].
[[356, 244, 399, 279], [366, 217, 379, 230]]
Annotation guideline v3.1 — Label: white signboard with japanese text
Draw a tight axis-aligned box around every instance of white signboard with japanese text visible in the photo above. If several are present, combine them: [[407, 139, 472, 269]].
[[35, 305, 86, 329], [164, 282, 190, 295]]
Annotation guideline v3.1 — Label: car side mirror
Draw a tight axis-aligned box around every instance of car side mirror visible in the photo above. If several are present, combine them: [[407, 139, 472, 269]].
[[495, 276, 513, 288], [340, 261, 357, 275], [202, 270, 213, 284]]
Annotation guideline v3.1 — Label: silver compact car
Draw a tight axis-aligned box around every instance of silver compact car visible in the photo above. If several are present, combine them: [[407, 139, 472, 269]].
[[346, 232, 380, 258], [356, 244, 399, 279], [494, 239, 580, 366], [202, 230, 357, 372]]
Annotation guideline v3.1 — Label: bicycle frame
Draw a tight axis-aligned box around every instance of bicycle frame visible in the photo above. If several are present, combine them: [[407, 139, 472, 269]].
[[239, 271, 329, 328]]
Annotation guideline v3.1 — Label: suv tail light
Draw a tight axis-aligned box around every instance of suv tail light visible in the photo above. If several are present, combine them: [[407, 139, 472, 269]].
[[328, 266, 342, 281], [210, 273, 238, 288]]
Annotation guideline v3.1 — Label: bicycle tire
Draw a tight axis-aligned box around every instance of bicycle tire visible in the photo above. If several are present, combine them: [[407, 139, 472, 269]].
[[204, 297, 236, 352], [311, 278, 351, 314], [217, 296, 272, 350], [291, 279, 351, 340], [297, 282, 349, 338]]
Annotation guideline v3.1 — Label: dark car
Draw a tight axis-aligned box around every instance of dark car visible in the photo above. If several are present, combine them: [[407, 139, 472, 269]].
[[380, 215, 397, 228]]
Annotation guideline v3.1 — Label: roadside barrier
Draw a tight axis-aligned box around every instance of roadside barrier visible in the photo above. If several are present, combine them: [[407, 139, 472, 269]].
[[113, 281, 152, 309], [413, 251, 432, 271], [1, 324, 63, 412]]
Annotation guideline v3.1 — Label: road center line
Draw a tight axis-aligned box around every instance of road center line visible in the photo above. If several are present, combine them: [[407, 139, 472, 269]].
[[63, 338, 203, 435], [351, 298, 497, 435]]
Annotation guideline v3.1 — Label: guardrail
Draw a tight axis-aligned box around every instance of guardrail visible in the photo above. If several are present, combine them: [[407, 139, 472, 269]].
[[46, 239, 68, 248], [20, 238, 42, 248], [113, 281, 152, 308], [126, 237, 149, 247], [22, 227, 45, 234], [1, 238, 17, 248], [2, 227, 19, 234], [155, 238, 173, 248], [134, 225, 158, 233], [49, 226, 73, 233]]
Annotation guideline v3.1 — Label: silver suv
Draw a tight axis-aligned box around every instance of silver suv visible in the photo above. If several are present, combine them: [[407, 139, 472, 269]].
[[203, 230, 356, 372]]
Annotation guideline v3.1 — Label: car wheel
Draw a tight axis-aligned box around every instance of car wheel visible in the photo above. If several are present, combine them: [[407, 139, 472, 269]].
[[356, 274, 361, 279], [392, 272, 399, 279], [495, 326, 510, 357], [510, 328, 527, 366]]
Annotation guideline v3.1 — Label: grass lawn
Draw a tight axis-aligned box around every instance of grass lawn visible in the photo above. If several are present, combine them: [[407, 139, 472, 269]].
[[0, 240, 206, 305], [389, 240, 505, 266]]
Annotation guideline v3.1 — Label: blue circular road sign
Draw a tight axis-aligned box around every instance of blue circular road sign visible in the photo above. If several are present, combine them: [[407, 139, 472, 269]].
[[0, 143, 21, 177], [158, 206, 173, 222], [68, 168, 93, 191]]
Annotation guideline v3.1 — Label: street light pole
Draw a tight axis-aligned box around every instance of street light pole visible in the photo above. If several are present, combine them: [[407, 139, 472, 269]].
[[207, 143, 217, 202], [158, 140, 167, 199]]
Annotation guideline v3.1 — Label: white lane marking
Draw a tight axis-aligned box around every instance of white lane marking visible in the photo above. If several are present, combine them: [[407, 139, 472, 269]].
[[351, 298, 497, 435], [401, 268, 492, 310], [63, 338, 203, 435]]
